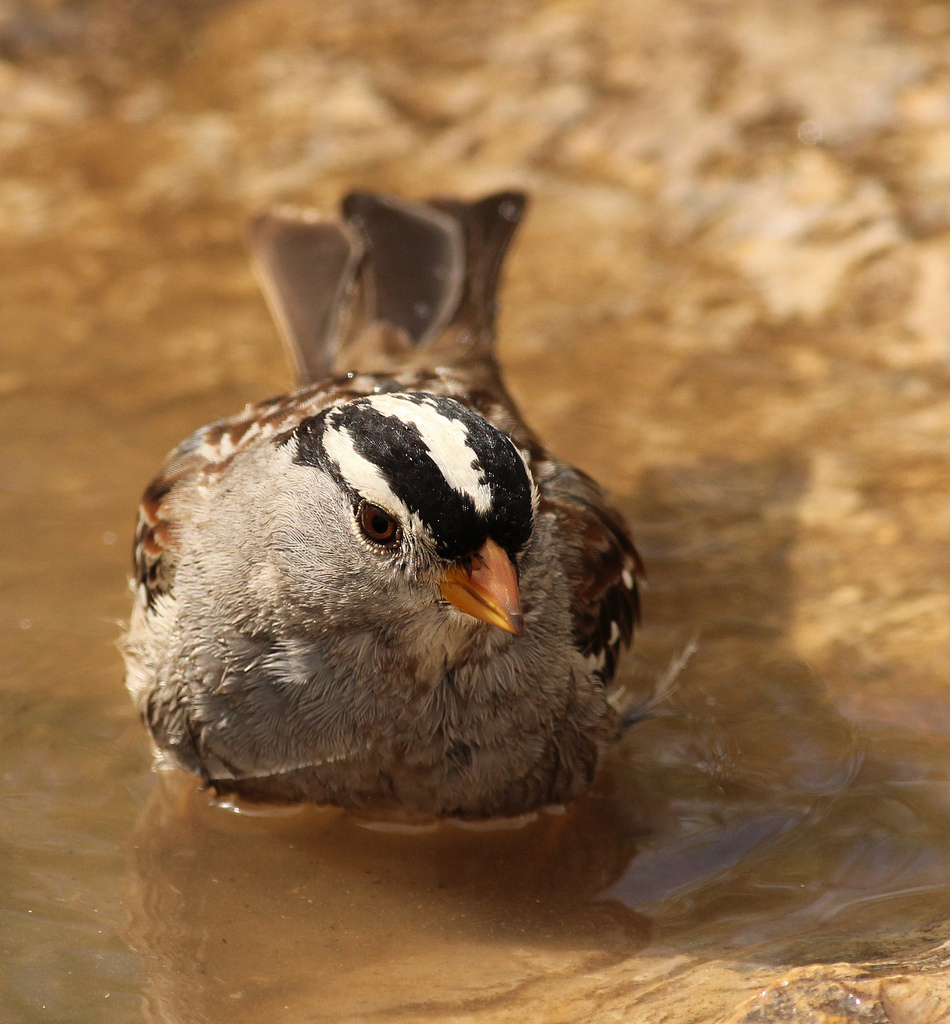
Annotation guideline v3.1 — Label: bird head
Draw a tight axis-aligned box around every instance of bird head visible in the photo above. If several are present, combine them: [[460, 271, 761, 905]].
[[287, 391, 536, 638]]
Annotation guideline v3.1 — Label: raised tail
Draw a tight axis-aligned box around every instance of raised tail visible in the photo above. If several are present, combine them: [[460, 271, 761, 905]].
[[248, 191, 528, 385]]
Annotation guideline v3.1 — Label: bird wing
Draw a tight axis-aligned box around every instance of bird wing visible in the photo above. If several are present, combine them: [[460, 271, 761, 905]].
[[535, 460, 642, 685]]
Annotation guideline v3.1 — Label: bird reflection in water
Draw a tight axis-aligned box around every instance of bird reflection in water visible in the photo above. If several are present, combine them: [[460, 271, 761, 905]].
[[127, 771, 649, 1023]]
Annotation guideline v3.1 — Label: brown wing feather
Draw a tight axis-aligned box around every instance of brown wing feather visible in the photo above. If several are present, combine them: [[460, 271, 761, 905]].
[[535, 461, 642, 685]]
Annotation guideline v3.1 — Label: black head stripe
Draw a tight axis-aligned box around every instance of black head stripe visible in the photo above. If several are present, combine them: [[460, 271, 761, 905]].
[[293, 393, 533, 560]]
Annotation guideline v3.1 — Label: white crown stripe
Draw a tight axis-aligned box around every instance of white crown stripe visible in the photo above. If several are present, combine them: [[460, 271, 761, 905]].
[[321, 425, 412, 521], [362, 394, 494, 514]]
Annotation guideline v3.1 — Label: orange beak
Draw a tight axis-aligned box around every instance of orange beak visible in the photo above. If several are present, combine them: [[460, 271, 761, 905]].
[[439, 537, 524, 636]]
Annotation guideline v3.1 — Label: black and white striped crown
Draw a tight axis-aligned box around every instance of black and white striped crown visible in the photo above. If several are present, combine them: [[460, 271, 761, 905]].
[[294, 392, 535, 561]]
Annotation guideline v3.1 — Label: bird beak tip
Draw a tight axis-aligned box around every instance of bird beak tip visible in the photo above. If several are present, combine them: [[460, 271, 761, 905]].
[[439, 538, 524, 637]]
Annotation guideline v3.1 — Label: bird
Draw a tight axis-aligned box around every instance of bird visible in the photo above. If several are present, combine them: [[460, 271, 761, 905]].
[[123, 190, 642, 819]]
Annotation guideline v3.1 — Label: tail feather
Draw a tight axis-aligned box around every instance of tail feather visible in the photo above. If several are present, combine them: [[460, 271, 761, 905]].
[[341, 192, 465, 349], [248, 191, 528, 386], [429, 190, 527, 344], [247, 210, 363, 384]]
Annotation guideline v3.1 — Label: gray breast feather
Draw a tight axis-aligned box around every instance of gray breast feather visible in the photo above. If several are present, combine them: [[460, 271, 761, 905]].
[[158, 635, 367, 781]]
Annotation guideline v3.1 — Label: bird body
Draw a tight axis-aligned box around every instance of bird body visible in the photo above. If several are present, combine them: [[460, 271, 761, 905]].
[[124, 192, 640, 819]]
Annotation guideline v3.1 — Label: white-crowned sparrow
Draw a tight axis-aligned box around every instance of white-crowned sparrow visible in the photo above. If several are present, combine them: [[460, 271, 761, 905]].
[[123, 191, 641, 819]]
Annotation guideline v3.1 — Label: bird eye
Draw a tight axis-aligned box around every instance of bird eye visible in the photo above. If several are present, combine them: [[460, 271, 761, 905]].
[[358, 502, 400, 546]]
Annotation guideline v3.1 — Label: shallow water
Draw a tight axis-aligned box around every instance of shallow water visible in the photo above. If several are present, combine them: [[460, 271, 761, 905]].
[[4, 0, 950, 1020]]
